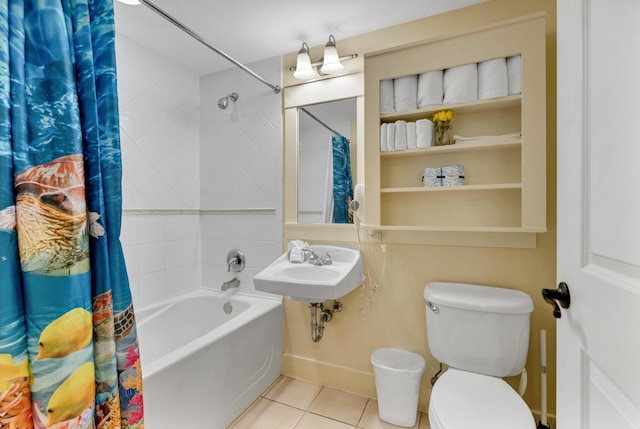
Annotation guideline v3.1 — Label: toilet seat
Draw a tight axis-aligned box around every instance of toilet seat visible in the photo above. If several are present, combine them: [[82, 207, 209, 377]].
[[429, 368, 535, 429]]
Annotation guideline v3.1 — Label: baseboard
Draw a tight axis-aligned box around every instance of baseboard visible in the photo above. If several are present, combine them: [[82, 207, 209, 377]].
[[282, 353, 432, 412]]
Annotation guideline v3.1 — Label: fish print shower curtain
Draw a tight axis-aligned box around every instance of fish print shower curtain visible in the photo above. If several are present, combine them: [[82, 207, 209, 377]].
[[0, 0, 143, 428], [331, 135, 353, 224]]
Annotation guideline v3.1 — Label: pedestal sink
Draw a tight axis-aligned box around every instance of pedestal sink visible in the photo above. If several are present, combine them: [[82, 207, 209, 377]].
[[253, 245, 365, 303]]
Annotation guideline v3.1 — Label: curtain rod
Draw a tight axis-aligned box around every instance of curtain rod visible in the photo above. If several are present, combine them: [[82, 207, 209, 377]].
[[137, 0, 281, 94], [300, 108, 345, 138]]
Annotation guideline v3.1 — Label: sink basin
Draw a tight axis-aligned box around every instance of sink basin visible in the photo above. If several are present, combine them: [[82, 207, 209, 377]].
[[253, 245, 365, 302]]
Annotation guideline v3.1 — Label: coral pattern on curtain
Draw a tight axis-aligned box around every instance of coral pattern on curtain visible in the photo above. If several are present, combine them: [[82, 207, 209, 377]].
[[0, 0, 143, 428], [331, 134, 353, 224]]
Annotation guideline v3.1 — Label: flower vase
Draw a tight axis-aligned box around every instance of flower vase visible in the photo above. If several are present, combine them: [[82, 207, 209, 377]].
[[434, 123, 453, 146]]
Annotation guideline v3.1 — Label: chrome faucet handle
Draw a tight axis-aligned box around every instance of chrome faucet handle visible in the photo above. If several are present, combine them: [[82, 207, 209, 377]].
[[320, 250, 338, 265], [307, 250, 321, 265], [227, 249, 246, 272]]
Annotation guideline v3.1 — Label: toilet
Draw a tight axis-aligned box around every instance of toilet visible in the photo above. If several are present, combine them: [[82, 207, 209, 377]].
[[424, 282, 536, 429]]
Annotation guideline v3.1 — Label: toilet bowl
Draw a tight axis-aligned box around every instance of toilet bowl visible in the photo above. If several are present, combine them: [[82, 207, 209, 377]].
[[429, 369, 535, 429], [424, 282, 535, 429]]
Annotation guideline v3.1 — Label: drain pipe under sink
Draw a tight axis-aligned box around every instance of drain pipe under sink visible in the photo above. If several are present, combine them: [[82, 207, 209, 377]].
[[309, 301, 343, 342]]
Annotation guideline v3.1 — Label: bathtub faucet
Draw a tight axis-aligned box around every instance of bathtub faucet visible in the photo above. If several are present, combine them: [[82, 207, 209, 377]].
[[221, 277, 240, 291]]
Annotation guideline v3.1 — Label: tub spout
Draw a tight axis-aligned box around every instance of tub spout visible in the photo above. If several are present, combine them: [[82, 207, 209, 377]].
[[221, 277, 240, 291]]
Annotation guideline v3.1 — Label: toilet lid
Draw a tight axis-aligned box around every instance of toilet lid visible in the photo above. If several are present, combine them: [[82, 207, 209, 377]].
[[429, 368, 535, 429]]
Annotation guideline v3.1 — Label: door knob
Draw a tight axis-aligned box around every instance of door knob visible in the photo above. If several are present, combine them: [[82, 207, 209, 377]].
[[542, 282, 571, 318]]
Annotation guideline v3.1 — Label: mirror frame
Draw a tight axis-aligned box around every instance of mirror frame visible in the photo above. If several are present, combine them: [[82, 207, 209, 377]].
[[283, 72, 364, 242]]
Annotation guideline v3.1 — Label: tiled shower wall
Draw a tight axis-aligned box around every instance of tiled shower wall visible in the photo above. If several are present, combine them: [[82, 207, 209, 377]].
[[115, 34, 283, 307], [199, 57, 283, 296]]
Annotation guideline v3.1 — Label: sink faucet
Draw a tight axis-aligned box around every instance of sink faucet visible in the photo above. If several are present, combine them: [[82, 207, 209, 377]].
[[308, 250, 337, 266], [221, 277, 240, 291]]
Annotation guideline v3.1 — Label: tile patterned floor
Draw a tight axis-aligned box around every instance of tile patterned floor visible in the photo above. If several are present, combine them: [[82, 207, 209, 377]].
[[228, 376, 431, 429]]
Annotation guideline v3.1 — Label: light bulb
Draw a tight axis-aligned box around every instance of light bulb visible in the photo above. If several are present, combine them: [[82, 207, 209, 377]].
[[320, 35, 344, 74], [293, 42, 315, 80]]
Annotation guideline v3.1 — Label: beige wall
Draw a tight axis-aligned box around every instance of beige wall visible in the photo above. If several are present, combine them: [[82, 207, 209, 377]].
[[282, 0, 557, 418]]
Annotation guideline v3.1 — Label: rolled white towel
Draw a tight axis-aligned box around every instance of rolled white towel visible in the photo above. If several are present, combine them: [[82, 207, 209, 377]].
[[406, 121, 417, 150], [478, 58, 508, 100], [416, 119, 434, 148], [417, 70, 444, 108], [380, 123, 388, 152], [386, 122, 396, 152], [393, 75, 418, 111], [443, 63, 478, 104], [394, 120, 408, 151], [507, 55, 522, 95], [380, 79, 395, 113]]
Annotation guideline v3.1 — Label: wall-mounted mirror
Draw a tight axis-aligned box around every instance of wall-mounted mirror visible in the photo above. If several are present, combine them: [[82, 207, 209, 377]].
[[298, 99, 357, 223], [283, 73, 364, 241]]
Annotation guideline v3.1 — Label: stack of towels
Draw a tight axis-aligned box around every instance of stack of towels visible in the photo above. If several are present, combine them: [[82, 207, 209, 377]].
[[381, 119, 434, 152], [380, 55, 522, 113], [422, 165, 465, 187]]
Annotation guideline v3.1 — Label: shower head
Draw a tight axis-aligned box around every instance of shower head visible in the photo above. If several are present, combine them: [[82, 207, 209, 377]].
[[218, 92, 239, 110]]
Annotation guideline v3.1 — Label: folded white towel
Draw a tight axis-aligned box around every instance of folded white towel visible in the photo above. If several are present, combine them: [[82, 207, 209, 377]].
[[416, 119, 434, 148], [380, 123, 388, 152], [454, 131, 522, 144], [394, 120, 408, 151], [287, 240, 310, 263], [507, 55, 522, 95], [386, 122, 396, 152], [394, 75, 418, 111], [417, 70, 444, 108], [380, 79, 395, 113], [288, 239, 309, 251], [443, 63, 478, 104], [406, 121, 417, 150], [289, 247, 306, 263], [478, 58, 508, 100]]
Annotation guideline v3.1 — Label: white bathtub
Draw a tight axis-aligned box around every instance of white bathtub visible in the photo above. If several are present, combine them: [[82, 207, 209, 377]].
[[136, 289, 283, 429]]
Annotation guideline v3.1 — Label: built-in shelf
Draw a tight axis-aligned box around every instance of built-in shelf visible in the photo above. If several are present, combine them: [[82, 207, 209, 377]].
[[380, 138, 521, 158], [381, 183, 522, 193], [380, 95, 521, 123], [361, 224, 545, 233], [364, 14, 546, 247]]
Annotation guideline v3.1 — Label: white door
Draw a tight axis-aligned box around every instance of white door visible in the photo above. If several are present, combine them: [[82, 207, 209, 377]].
[[556, 0, 640, 427]]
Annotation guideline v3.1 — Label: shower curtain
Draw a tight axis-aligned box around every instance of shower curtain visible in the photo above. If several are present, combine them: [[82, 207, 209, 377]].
[[0, 0, 143, 428], [331, 135, 353, 224]]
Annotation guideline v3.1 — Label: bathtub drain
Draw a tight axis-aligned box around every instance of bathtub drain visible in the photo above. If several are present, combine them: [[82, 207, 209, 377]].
[[223, 301, 233, 314]]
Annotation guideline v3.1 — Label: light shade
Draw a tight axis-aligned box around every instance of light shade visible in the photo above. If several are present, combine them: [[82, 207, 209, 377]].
[[293, 42, 316, 80], [320, 35, 344, 74], [117, 0, 141, 4]]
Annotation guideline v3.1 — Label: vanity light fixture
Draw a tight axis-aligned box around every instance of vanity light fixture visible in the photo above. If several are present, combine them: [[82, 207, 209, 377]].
[[291, 35, 358, 80], [293, 42, 316, 80], [320, 35, 344, 74]]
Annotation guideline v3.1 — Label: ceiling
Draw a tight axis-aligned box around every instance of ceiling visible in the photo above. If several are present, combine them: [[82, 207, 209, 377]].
[[113, 0, 486, 76]]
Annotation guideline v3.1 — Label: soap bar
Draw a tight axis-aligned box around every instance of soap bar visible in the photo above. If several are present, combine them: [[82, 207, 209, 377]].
[[422, 167, 442, 187], [442, 165, 465, 186]]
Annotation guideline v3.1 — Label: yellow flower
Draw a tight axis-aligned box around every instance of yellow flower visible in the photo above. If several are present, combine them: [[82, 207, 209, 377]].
[[432, 110, 454, 123]]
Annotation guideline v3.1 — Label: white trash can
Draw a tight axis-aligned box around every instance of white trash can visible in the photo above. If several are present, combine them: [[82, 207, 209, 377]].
[[371, 348, 425, 427]]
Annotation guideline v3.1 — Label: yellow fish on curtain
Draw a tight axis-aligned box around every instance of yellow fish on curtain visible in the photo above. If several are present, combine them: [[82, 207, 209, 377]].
[[0, 0, 144, 428]]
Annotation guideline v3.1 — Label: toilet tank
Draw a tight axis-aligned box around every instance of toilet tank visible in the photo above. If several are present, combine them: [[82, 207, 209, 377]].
[[424, 282, 533, 377]]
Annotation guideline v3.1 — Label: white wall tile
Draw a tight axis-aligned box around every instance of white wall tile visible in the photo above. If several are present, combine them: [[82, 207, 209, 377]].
[[117, 33, 283, 304]]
